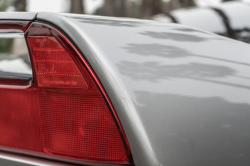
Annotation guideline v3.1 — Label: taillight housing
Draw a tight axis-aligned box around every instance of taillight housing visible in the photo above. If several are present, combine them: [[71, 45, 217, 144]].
[[0, 21, 133, 165], [0, 21, 31, 32]]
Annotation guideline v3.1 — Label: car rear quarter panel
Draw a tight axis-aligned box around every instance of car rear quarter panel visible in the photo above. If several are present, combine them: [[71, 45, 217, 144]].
[[36, 13, 250, 166]]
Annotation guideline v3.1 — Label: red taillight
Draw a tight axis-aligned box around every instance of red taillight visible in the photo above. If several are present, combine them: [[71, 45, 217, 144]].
[[29, 36, 88, 88], [0, 21, 132, 165]]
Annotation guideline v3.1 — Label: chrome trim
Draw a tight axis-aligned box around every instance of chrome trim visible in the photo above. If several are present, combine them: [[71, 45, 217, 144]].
[[0, 32, 24, 38], [0, 150, 73, 166], [0, 146, 130, 166]]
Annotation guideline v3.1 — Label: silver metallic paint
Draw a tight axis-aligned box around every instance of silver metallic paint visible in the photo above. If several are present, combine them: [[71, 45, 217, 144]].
[[0, 12, 37, 20], [37, 13, 250, 166]]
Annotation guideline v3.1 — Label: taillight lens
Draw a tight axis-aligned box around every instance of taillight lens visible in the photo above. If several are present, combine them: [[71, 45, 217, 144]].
[[29, 36, 88, 88], [0, 22, 132, 165]]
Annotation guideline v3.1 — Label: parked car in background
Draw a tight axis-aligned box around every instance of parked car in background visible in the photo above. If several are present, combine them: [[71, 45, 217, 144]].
[[152, 1, 250, 43], [0, 12, 250, 166]]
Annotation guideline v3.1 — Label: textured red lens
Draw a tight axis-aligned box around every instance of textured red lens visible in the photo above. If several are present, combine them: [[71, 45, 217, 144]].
[[0, 89, 42, 152], [0, 22, 132, 164], [29, 37, 88, 88], [38, 90, 126, 161]]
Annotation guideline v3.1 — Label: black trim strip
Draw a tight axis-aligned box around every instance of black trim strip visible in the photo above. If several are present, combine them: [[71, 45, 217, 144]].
[[0, 78, 31, 86], [165, 13, 178, 23], [211, 8, 236, 39]]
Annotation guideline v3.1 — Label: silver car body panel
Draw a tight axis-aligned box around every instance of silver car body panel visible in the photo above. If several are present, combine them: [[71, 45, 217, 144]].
[[36, 13, 250, 166], [0, 12, 36, 20]]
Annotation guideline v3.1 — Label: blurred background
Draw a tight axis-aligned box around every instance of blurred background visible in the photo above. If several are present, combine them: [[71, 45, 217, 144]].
[[0, 0, 248, 17], [0, 0, 250, 43]]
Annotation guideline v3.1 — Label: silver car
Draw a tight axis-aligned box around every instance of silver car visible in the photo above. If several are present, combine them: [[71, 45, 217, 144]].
[[0, 12, 249, 166]]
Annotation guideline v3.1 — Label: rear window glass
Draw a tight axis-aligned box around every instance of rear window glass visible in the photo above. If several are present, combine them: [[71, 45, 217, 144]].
[[0, 33, 32, 80]]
